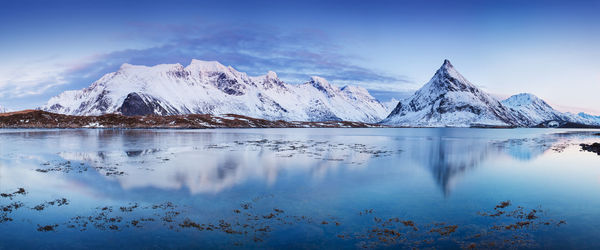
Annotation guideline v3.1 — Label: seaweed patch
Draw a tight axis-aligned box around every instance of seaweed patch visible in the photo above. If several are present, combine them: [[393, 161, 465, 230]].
[[32, 198, 69, 211], [1, 190, 568, 249], [0, 188, 27, 199]]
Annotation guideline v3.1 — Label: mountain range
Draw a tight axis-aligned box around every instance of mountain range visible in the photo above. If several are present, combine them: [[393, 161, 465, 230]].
[[42, 60, 388, 123], [41, 59, 600, 127], [383, 60, 600, 127]]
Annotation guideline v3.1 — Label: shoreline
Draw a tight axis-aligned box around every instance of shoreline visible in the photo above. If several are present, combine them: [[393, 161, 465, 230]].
[[1, 110, 599, 129], [0, 110, 384, 129]]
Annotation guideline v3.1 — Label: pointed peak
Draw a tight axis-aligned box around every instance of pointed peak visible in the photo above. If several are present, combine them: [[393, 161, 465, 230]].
[[433, 59, 469, 82], [441, 59, 453, 69], [433, 59, 462, 80], [415, 59, 480, 95]]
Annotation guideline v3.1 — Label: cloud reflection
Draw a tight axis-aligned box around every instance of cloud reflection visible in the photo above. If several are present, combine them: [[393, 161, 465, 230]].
[[2, 129, 596, 199], [57, 139, 379, 195]]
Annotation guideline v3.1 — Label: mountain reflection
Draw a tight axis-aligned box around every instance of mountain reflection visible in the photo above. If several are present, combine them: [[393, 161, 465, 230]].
[[30, 130, 592, 197], [58, 139, 378, 194], [402, 137, 499, 196], [400, 136, 561, 196]]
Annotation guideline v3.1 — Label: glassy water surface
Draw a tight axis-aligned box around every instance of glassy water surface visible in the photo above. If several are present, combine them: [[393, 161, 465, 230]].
[[1, 128, 600, 249]]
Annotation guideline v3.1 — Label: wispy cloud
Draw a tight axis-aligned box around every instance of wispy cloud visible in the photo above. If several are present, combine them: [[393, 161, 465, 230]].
[[0, 60, 68, 98], [95, 23, 411, 88], [0, 23, 413, 109], [74, 23, 411, 86]]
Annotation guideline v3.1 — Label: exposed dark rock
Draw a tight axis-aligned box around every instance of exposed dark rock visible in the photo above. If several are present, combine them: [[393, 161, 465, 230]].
[[257, 93, 288, 114], [119, 93, 154, 116], [49, 103, 64, 110], [215, 73, 246, 96], [118, 92, 176, 116], [580, 143, 600, 155], [168, 67, 190, 78], [534, 121, 600, 128]]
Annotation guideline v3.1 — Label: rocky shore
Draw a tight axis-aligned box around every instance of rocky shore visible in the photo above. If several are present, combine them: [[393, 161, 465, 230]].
[[581, 142, 600, 155], [0, 110, 383, 129]]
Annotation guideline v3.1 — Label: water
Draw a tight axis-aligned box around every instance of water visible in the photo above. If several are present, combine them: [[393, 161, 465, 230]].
[[1, 128, 599, 249]]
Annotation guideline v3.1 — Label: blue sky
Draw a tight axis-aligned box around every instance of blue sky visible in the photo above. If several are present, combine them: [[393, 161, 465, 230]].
[[1, 0, 599, 114]]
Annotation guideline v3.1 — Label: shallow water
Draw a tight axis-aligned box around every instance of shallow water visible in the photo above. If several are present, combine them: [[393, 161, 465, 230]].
[[1, 128, 600, 249]]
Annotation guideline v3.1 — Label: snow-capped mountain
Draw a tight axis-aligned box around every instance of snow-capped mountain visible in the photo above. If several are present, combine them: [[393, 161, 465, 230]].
[[382, 60, 528, 127], [501, 93, 567, 126], [42, 60, 388, 122], [501, 93, 600, 126], [0, 105, 8, 113]]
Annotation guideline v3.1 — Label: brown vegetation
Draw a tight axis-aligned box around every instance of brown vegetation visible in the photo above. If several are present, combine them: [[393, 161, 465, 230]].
[[0, 110, 384, 129]]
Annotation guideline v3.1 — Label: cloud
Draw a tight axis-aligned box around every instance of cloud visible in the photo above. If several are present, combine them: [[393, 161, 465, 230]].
[[0, 22, 413, 109], [0, 60, 68, 98], [62, 23, 411, 89]]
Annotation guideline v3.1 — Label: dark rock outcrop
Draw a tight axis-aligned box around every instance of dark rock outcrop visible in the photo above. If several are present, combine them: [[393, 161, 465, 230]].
[[580, 143, 600, 155], [118, 93, 177, 116]]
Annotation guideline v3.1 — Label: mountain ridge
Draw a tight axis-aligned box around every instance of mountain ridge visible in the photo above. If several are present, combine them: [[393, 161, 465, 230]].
[[40, 59, 600, 127], [42, 60, 388, 123]]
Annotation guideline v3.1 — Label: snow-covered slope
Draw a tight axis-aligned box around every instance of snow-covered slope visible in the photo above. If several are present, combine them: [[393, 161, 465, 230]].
[[502, 93, 600, 126], [501, 93, 567, 126], [575, 112, 600, 125], [382, 60, 528, 127], [381, 98, 400, 113], [42, 60, 388, 122]]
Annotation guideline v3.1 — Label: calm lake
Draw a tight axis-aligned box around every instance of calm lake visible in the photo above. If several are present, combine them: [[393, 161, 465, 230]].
[[1, 128, 600, 249]]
